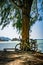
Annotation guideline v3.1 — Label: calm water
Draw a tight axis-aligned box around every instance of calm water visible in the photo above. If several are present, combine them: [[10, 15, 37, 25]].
[[0, 41, 20, 51], [0, 39, 43, 53], [37, 39, 43, 53]]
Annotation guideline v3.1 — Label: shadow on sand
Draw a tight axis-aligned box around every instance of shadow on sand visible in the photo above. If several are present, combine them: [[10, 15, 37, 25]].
[[0, 51, 22, 65], [0, 51, 43, 65]]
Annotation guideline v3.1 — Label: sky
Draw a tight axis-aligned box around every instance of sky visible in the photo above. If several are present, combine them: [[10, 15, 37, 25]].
[[0, 20, 43, 39], [0, 23, 20, 39], [30, 20, 43, 39]]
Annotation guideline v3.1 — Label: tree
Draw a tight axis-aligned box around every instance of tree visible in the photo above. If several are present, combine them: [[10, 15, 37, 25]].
[[0, 0, 42, 51]]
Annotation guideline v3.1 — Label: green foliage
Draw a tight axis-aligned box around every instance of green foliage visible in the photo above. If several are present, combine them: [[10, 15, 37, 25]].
[[0, 0, 43, 32], [12, 9, 22, 32], [0, 1, 12, 28], [30, 14, 38, 26], [0, 0, 22, 32], [0, 0, 5, 7]]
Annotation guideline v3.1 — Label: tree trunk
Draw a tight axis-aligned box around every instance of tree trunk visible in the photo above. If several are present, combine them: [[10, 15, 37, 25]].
[[20, 0, 33, 51], [21, 10, 30, 51]]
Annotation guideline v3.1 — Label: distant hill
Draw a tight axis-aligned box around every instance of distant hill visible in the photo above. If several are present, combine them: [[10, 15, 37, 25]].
[[0, 37, 11, 41], [11, 38, 22, 41]]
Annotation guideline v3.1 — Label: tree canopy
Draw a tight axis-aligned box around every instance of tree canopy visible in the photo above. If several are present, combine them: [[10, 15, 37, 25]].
[[0, 0, 43, 32]]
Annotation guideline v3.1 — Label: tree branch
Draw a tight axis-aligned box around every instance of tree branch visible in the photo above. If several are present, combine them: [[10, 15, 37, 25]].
[[10, 0, 23, 8]]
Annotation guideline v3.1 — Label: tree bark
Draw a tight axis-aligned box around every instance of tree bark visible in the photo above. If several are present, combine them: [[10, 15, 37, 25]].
[[21, 9, 30, 51], [21, 0, 33, 51]]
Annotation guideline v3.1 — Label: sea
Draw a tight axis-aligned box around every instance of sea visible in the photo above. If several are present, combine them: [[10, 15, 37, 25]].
[[0, 39, 43, 53]]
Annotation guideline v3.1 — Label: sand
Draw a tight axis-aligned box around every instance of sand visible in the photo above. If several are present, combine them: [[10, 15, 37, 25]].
[[0, 51, 43, 65]]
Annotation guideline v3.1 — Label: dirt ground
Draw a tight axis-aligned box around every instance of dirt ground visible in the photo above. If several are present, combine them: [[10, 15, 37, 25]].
[[0, 51, 43, 65]]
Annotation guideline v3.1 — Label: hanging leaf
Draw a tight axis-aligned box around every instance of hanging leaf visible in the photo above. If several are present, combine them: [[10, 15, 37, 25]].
[[1, 22, 10, 30]]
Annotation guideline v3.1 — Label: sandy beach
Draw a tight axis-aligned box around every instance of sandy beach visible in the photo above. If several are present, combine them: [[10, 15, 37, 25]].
[[0, 51, 43, 65]]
